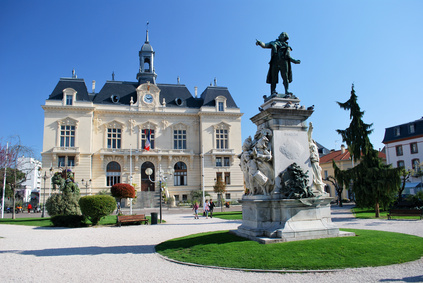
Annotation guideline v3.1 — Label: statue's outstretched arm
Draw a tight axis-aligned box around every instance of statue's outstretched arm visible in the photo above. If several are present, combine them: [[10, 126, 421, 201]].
[[256, 39, 269, 49]]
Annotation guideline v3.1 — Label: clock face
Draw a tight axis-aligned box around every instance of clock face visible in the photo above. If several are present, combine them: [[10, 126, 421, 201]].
[[143, 94, 153, 104]]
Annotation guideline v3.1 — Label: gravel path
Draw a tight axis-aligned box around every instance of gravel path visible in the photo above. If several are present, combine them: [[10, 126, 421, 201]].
[[0, 205, 422, 283]]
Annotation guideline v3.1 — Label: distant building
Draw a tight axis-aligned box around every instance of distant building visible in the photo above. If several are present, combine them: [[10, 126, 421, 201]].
[[16, 157, 41, 204], [319, 145, 386, 200], [41, 30, 244, 206], [382, 117, 423, 194]]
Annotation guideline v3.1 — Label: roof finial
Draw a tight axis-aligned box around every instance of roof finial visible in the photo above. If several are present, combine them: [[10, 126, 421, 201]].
[[112, 71, 115, 81], [72, 69, 77, 79], [145, 21, 149, 43]]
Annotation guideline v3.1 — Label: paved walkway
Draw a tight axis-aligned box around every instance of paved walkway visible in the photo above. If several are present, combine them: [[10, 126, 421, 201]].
[[0, 204, 422, 282]]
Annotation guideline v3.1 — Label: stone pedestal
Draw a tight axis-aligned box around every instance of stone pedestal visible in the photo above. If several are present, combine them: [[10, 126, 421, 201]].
[[233, 196, 354, 244]]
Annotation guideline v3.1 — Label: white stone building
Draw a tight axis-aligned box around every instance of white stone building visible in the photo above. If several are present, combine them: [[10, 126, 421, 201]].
[[383, 117, 423, 194], [41, 30, 244, 205], [16, 157, 41, 204]]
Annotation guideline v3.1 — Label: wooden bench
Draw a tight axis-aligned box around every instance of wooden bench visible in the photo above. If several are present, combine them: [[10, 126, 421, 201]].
[[117, 214, 149, 226], [388, 209, 422, 220]]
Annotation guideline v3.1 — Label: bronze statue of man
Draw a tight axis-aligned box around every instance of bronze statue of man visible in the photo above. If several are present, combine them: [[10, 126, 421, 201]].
[[256, 32, 301, 96]]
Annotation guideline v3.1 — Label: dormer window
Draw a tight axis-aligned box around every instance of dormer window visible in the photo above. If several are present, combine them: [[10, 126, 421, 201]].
[[215, 96, 227, 112], [394, 127, 400, 136], [66, 95, 73, 105], [218, 102, 224, 111], [409, 124, 415, 134], [62, 88, 77, 106]]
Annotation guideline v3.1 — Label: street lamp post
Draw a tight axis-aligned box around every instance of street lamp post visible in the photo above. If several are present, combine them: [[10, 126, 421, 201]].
[[81, 179, 92, 196], [40, 167, 53, 218], [145, 165, 172, 223]]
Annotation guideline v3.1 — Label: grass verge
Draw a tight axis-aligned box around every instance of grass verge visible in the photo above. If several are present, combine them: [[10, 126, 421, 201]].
[[156, 229, 423, 270], [0, 215, 153, 227], [212, 211, 242, 220], [352, 207, 422, 220]]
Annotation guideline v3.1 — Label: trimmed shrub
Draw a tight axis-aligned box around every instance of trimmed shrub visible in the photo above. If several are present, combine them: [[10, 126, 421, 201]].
[[79, 195, 116, 226], [111, 183, 136, 199], [50, 215, 86, 228], [46, 193, 81, 217]]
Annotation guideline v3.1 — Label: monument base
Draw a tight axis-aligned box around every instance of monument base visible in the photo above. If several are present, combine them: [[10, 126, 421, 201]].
[[231, 196, 355, 244]]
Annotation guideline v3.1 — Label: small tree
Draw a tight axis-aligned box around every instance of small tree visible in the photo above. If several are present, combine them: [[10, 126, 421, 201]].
[[110, 183, 135, 213], [110, 183, 136, 200], [213, 178, 226, 209], [0, 137, 35, 219], [325, 172, 344, 207], [46, 169, 81, 216], [79, 195, 116, 226], [190, 190, 210, 205], [397, 168, 411, 202]]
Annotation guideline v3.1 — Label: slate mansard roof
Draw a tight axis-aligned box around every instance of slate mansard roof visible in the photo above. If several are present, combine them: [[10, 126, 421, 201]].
[[48, 78, 91, 101], [48, 78, 239, 109], [382, 117, 423, 144]]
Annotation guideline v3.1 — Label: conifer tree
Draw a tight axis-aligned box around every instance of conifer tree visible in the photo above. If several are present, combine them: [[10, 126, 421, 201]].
[[334, 85, 400, 217]]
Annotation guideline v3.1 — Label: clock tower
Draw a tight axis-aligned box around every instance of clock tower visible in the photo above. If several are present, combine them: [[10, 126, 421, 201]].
[[137, 24, 157, 85]]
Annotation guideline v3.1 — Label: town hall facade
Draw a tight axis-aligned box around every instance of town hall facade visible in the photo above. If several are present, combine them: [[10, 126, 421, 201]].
[[41, 30, 244, 206]]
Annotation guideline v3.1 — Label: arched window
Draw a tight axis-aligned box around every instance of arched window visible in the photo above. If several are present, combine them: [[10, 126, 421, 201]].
[[141, 162, 155, 191], [174, 162, 187, 186], [106, 161, 121, 186]]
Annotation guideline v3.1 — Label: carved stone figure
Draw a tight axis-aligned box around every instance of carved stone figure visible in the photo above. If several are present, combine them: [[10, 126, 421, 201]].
[[307, 122, 325, 194], [239, 129, 274, 195], [256, 32, 301, 96]]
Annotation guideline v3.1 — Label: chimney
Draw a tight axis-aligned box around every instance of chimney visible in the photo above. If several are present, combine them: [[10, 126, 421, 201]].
[[341, 144, 346, 154], [92, 80, 96, 93], [194, 86, 198, 98]]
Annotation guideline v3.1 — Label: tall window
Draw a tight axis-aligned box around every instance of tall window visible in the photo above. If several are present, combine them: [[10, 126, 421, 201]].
[[174, 130, 186, 149], [106, 161, 121, 186], [396, 145, 403, 156], [411, 143, 418, 154], [216, 157, 222, 167], [58, 156, 65, 167], [394, 127, 400, 136], [66, 95, 73, 105], [174, 162, 187, 186], [67, 156, 75, 167], [60, 125, 75, 147], [412, 159, 420, 170], [107, 128, 122, 149], [141, 129, 155, 150], [224, 172, 231, 185], [218, 102, 224, 111], [216, 129, 228, 149], [224, 157, 230, 166]]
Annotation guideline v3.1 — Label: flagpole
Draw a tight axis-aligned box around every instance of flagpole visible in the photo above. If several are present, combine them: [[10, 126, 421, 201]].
[[1, 142, 8, 219], [129, 144, 133, 215]]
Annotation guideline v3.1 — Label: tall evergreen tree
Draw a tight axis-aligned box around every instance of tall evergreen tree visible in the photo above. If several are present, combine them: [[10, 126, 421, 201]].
[[334, 85, 400, 217]]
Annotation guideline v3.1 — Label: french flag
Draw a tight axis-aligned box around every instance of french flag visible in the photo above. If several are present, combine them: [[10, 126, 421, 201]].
[[144, 129, 151, 151]]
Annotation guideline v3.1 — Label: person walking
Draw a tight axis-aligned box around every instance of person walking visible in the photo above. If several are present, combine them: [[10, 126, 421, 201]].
[[193, 202, 199, 219], [27, 203, 32, 214], [204, 200, 210, 219], [209, 199, 215, 218]]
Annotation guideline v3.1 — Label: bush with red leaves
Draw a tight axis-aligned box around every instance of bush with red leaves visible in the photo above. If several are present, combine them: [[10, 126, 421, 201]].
[[110, 183, 136, 199]]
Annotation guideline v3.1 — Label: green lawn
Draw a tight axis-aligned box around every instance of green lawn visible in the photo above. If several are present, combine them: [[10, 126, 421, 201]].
[[212, 211, 242, 220], [156, 229, 423, 270], [0, 215, 152, 227], [352, 207, 422, 220]]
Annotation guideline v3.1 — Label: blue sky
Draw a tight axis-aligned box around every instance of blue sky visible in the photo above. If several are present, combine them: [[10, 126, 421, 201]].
[[1, 0, 422, 159]]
